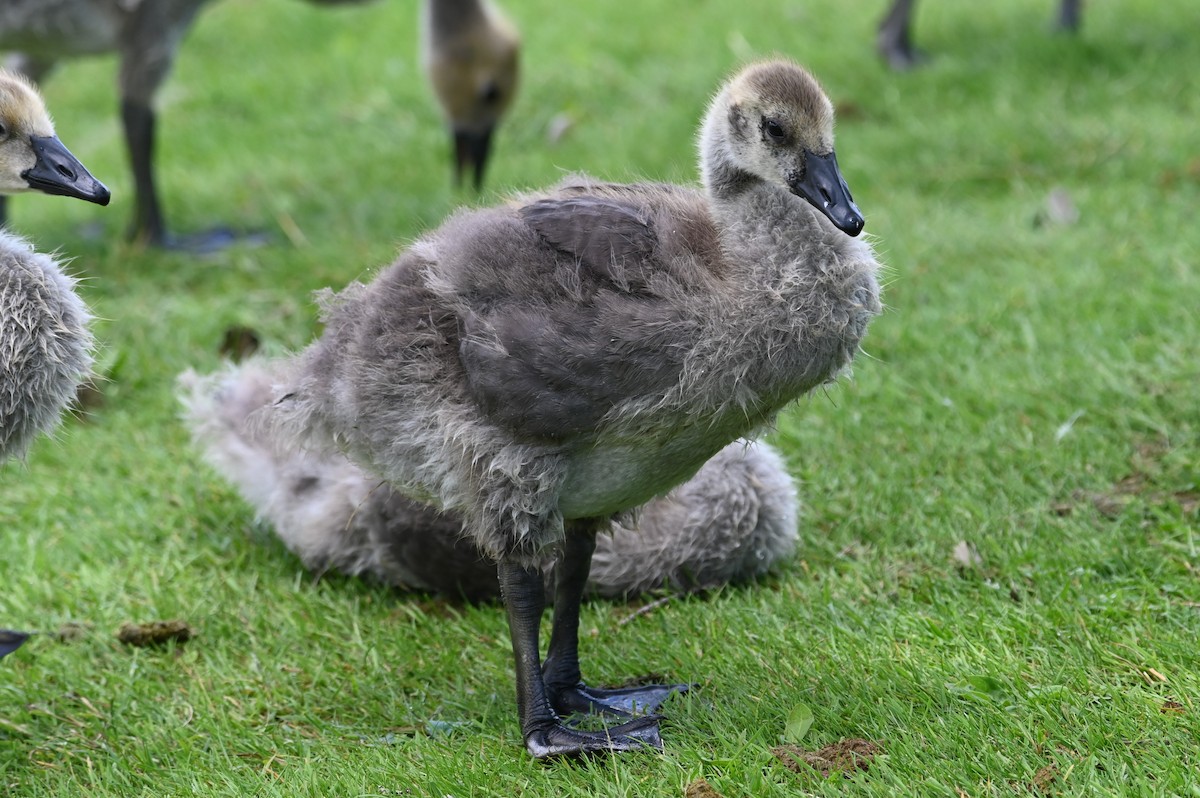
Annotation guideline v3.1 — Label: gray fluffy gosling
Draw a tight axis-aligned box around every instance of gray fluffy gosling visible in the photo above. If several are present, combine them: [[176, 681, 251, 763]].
[[264, 58, 882, 757], [0, 67, 110, 660], [181, 358, 799, 602]]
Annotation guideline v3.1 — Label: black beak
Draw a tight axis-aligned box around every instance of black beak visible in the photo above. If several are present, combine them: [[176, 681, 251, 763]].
[[788, 149, 864, 237], [453, 127, 495, 191], [22, 135, 111, 206]]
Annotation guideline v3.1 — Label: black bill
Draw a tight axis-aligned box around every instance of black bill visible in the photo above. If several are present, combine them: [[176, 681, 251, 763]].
[[23, 135, 111, 206], [454, 127, 496, 191], [788, 149, 864, 237]]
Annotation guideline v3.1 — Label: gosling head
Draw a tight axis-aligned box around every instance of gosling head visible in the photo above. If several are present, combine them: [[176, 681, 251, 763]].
[[422, 0, 520, 190], [701, 59, 863, 237], [0, 69, 110, 205]]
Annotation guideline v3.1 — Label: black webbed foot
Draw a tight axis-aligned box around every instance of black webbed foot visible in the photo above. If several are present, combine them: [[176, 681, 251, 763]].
[[0, 629, 31, 659], [525, 714, 662, 759], [148, 227, 270, 254], [550, 680, 690, 718]]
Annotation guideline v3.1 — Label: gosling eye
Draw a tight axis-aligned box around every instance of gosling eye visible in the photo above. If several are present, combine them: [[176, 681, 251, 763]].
[[0, 122, 7, 139], [763, 118, 786, 144]]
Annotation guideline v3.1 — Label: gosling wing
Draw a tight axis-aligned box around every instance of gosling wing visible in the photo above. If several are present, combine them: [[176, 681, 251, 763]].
[[519, 196, 657, 289], [459, 195, 698, 442]]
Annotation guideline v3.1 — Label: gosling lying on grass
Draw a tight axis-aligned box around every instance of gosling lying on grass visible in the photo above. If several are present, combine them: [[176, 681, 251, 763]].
[[181, 358, 800, 602]]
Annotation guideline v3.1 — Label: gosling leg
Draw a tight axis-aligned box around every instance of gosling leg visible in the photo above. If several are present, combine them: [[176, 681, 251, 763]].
[[497, 558, 660, 758], [541, 526, 690, 719]]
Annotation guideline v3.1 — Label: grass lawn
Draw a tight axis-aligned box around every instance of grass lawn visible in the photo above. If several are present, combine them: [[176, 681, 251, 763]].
[[2, 0, 1198, 795]]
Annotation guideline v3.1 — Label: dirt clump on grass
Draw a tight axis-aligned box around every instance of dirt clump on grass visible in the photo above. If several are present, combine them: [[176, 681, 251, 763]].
[[684, 778, 725, 798], [1031, 764, 1059, 794], [117, 620, 194, 647], [772, 738, 881, 778], [55, 622, 93, 642]]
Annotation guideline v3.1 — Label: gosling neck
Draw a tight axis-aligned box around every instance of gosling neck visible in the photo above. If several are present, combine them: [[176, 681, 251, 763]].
[[698, 93, 757, 202]]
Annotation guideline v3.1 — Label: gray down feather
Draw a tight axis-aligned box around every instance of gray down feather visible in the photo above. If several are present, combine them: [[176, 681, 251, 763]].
[[0, 234, 92, 462]]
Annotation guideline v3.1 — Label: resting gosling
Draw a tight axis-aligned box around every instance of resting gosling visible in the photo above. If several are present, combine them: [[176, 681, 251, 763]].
[[181, 359, 799, 602], [0, 67, 110, 660], [267, 59, 881, 757], [421, 0, 519, 189]]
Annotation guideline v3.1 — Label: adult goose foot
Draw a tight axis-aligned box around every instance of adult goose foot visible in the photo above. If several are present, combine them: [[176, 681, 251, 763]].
[[145, 227, 269, 254], [0, 630, 31, 660]]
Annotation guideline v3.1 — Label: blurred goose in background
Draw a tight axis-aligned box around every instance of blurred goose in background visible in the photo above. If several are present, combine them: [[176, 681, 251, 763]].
[[180, 359, 799, 603], [0, 0, 516, 247], [256, 58, 881, 757], [421, 0, 519, 189], [0, 0, 214, 249], [878, 0, 1083, 69], [0, 67, 110, 660]]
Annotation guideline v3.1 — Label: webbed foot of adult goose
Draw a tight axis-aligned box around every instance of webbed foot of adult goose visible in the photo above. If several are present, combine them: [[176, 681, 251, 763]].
[[152, 227, 270, 254], [526, 714, 663, 759], [0, 630, 31, 659], [550, 680, 690, 718]]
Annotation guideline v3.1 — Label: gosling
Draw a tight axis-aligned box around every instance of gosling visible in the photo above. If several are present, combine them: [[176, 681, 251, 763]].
[[181, 359, 799, 602], [0, 67, 110, 660], [266, 58, 881, 757], [0, 68, 110, 460]]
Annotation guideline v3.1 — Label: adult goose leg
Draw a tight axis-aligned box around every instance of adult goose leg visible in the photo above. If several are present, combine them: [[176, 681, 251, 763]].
[[876, 0, 925, 70], [497, 548, 661, 758], [119, 2, 244, 252], [542, 525, 690, 718]]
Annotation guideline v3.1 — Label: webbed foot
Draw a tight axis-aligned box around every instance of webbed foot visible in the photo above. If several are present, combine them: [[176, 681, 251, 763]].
[[550, 680, 690, 718], [525, 714, 663, 759], [0, 629, 30, 659], [152, 227, 270, 254]]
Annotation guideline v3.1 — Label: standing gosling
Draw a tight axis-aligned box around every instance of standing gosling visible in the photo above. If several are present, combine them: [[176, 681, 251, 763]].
[[266, 59, 881, 757], [421, 0, 519, 189], [0, 67, 110, 660], [181, 359, 799, 602]]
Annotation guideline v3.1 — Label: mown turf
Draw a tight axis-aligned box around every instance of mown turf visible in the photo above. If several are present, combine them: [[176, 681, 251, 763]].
[[2, 0, 1197, 795]]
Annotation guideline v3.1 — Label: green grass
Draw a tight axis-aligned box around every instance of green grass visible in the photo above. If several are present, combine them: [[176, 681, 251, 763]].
[[2, 0, 1198, 794]]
